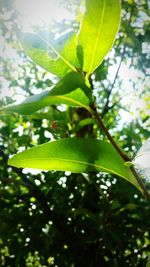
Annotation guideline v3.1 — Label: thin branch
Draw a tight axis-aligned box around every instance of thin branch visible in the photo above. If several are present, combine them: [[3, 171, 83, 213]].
[[90, 104, 150, 201], [101, 48, 125, 118], [101, 5, 134, 118], [89, 77, 150, 200], [87, 5, 150, 200], [91, 103, 130, 161]]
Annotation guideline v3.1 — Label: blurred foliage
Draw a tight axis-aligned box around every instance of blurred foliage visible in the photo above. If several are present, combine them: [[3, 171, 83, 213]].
[[0, 0, 150, 266]]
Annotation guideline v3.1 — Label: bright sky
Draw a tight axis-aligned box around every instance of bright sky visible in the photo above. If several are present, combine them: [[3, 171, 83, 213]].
[[107, 52, 150, 124], [14, 0, 75, 31]]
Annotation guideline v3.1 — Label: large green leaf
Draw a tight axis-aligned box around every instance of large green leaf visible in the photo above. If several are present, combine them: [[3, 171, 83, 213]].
[[19, 30, 79, 77], [1, 72, 91, 115], [77, 0, 121, 75], [8, 138, 142, 192]]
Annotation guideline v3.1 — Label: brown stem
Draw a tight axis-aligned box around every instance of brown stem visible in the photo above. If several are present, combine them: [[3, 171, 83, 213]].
[[90, 104, 150, 201], [91, 103, 130, 161]]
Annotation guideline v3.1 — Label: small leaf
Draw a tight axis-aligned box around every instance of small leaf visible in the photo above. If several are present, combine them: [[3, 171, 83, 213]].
[[120, 203, 139, 212], [8, 138, 142, 192], [77, 0, 121, 75], [19, 30, 79, 77], [124, 161, 133, 168], [71, 118, 96, 133], [1, 72, 91, 115], [127, 0, 134, 4]]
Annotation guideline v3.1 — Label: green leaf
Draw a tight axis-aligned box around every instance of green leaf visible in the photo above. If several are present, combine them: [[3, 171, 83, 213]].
[[126, 0, 134, 4], [71, 118, 96, 133], [146, 255, 150, 267], [1, 72, 91, 115], [77, 0, 121, 75], [1, 89, 90, 115], [124, 161, 133, 168], [19, 30, 79, 77], [8, 138, 142, 192]]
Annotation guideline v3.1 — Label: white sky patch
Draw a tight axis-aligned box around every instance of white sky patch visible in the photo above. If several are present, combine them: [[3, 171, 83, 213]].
[[14, 0, 75, 31], [44, 130, 54, 140], [0, 36, 19, 61], [0, 78, 10, 98], [120, 64, 149, 121], [23, 169, 43, 175], [134, 138, 150, 181], [108, 57, 149, 124]]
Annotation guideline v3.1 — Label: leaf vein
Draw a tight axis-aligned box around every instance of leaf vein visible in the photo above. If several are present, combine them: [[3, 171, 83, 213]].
[[88, 0, 106, 75], [35, 32, 77, 72], [10, 157, 128, 180]]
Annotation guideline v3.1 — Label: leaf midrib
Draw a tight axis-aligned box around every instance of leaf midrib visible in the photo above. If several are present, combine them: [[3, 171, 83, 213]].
[[1, 94, 92, 114], [87, 0, 106, 76], [50, 95, 92, 113], [34, 31, 77, 73], [9, 157, 134, 183]]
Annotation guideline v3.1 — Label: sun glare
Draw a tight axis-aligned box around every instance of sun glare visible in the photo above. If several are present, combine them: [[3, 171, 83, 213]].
[[14, 0, 74, 31]]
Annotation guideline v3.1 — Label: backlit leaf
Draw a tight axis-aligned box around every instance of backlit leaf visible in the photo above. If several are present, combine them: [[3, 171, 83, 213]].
[[1, 72, 91, 115], [77, 0, 121, 75], [8, 138, 142, 192], [19, 30, 79, 76]]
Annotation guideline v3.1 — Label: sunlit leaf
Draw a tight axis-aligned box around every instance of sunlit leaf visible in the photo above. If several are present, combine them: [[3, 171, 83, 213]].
[[126, 0, 134, 4], [8, 138, 141, 192], [77, 0, 121, 75], [1, 72, 91, 115], [19, 30, 79, 76]]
